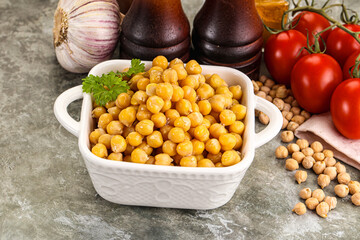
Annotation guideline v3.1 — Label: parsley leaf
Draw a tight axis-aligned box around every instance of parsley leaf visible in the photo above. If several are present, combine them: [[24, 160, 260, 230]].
[[82, 59, 145, 106]]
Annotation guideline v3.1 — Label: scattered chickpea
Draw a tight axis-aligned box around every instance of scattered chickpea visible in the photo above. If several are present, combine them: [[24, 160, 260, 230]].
[[279, 131, 294, 144], [302, 156, 315, 169], [334, 184, 349, 198], [286, 158, 299, 171], [313, 161, 326, 175], [324, 196, 337, 210], [323, 149, 334, 158], [301, 147, 314, 157], [296, 139, 309, 150], [283, 103, 291, 112], [259, 112, 270, 125], [351, 193, 360, 206], [283, 111, 294, 121], [310, 141, 323, 153], [316, 202, 330, 218], [324, 157, 336, 167], [317, 174, 331, 189], [273, 98, 285, 111], [312, 189, 325, 202], [300, 110, 311, 120], [299, 188, 312, 200], [291, 115, 306, 125], [313, 152, 325, 162], [287, 121, 299, 132], [305, 197, 319, 210], [292, 202, 307, 215], [348, 181, 360, 195], [323, 167, 337, 180], [275, 146, 288, 159], [295, 170, 307, 184], [337, 172, 351, 185], [287, 143, 300, 154], [292, 151, 306, 164], [335, 162, 346, 174], [290, 107, 301, 115], [282, 118, 289, 130], [276, 85, 288, 98]]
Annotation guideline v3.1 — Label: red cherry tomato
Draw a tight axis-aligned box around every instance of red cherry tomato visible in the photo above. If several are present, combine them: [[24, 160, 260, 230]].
[[264, 30, 308, 86], [292, 11, 331, 49], [291, 53, 343, 114], [330, 78, 360, 139], [326, 24, 360, 67], [342, 51, 360, 80]]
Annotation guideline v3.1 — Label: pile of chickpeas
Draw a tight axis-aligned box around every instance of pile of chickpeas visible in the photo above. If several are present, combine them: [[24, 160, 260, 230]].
[[275, 138, 360, 217], [89, 56, 246, 167]]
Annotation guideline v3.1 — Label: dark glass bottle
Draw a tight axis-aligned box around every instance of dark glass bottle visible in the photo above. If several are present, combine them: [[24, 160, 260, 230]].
[[192, 0, 264, 80], [120, 0, 191, 61]]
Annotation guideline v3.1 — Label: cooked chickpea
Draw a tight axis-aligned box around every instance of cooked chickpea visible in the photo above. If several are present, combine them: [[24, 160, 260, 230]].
[[209, 94, 226, 113], [131, 90, 148, 105], [161, 68, 178, 84], [92, 106, 107, 118], [295, 170, 307, 184], [229, 121, 245, 135], [193, 125, 210, 142], [292, 202, 306, 215], [348, 181, 360, 195], [301, 147, 314, 157], [285, 158, 299, 171], [316, 202, 329, 218], [198, 100, 212, 115], [311, 141, 323, 153], [156, 82, 173, 101], [209, 123, 228, 139], [126, 132, 143, 147], [98, 134, 112, 149], [167, 127, 185, 143], [337, 172, 351, 185], [176, 140, 193, 156], [165, 109, 181, 126], [351, 193, 360, 206], [323, 167, 337, 180], [197, 159, 216, 168], [302, 156, 315, 169], [131, 148, 148, 164], [305, 197, 319, 210], [98, 113, 113, 129], [312, 189, 325, 202], [205, 138, 221, 155], [185, 60, 202, 75], [91, 143, 108, 158], [108, 152, 123, 161], [89, 128, 106, 144], [324, 157, 336, 167], [171, 85, 184, 102], [154, 153, 173, 166], [115, 93, 131, 109], [318, 174, 331, 189], [281, 130, 294, 143], [292, 151, 305, 163], [221, 150, 241, 166], [145, 156, 155, 164], [150, 113, 166, 128], [229, 85, 242, 100], [146, 131, 163, 148], [180, 156, 197, 167], [296, 139, 309, 149], [191, 139, 205, 155], [231, 104, 246, 121], [208, 74, 225, 89], [137, 77, 150, 91], [161, 140, 177, 157], [219, 133, 237, 151], [152, 55, 168, 70], [313, 161, 326, 175], [324, 196, 337, 210], [335, 162, 346, 174], [119, 106, 136, 127], [299, 188, 312, 200], [275, 146, 288, 159], [111, 135, 127, 153], [181, 74, 199, 89], [171, 63, 188, 80], [231, 133, 243, 150], [201, 118, 211, 129], [176, 99, 192, 116], [174, 116, 191, 132], [219, 109, 236, 126], [106, 120, 124, 135], [188, 112, 203, 128], [334, 184, 349, 198], [135, 119, 154, 136], [146, 83, 158, 97]]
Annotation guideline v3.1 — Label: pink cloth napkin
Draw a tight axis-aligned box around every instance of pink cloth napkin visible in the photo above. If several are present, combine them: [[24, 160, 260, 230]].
[[295, 112, 360, 170]]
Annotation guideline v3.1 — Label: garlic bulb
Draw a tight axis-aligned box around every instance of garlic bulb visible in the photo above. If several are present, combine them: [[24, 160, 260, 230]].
[[53, 0, 123, 73]]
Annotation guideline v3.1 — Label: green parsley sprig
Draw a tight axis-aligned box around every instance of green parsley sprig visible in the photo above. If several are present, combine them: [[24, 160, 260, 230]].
[[82, 59, 145, 106]]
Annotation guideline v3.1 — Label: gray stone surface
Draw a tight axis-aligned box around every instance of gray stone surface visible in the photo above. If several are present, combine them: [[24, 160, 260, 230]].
[[1, 0, 360, 239]]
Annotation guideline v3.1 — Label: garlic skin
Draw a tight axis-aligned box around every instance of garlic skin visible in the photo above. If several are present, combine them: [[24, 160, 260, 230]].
[[53, 0, 123, 73]]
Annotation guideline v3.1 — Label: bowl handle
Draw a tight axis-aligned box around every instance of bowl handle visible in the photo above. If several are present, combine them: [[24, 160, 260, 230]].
[[254, 96, 282, 148], [53, 85, 83, 137]]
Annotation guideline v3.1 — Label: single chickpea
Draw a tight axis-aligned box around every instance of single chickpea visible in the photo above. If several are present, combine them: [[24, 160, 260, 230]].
[[299, 188, 312, 200], [292, 151, 305, 164], [305, 197, 319, 210], [324, 196, 337, 210], [323, 149, 334, 158], [152, 55, 168, 70], [335, 162, 346, 174], [264, 78, 275, 88], [91, 143, 108, 158], [284, 111, 294, 121], [318, 174, 331, 189], [198, 159, 216, 168], [313, 161, 326, 175], [89, 128, 106, 145], [221, 150, 241, 166], [316, 202, 330, 218], [131, 148, 148, 164], [312, 189, 325, 202], [273, 98, 285, 111], [324, 157, 336, 167], [256, 91, 266, 99], [291, 106, 301, 115], [108, 152, 123, 161], [302, 156, 315, 169], [311, 141, 323, 153], [154, 153, 173, 166], [259, 112, 270, 125], [295, 170, 307, 184], [348, 181, 360, 195], [323, 167, 337, 180], [180, 156, 197, 167], [205, 138, 221, 155], [296, 139, 309, 150], [334, 184, 349, 198], [291, 115, 306, 125], [337, 172, 351, 185], [313, 152, 325, 162], [283, 103, 291, 112], [275, 146, 288, 159], [351, 193, 360, 206], [287, 121, 299, 132], [281, 131, 294, 143], [275, 85, 288, 98], [281, 118, 289, 130], [252, 80, 260, 92], [300, 110, 311, 120], [285, 158, 299, 171], [284, 95, 294, 104], [301, 147, 314, 157], [292, 202, 306, 215], [287, 143, 300, 154]]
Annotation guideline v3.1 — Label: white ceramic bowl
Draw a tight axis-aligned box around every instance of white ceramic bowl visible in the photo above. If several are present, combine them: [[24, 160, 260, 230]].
[[54, 60, 282, 210]]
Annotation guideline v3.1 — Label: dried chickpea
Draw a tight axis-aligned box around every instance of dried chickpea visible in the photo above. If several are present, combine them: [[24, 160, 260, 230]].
[[316, 202, 330, 218], [324, 196, 337, 210], [295, 170, 307, 184], [259, 112, 270, 125], [351, 193, 360, 206], [256, 91, 266, 99], [154, 153, 173, 166], [193, 125, 210, 142], [119, 106, 136, 127], [302, 147, 314, 157], [313, 152, 325, 162], [285, 158, 299, 171], [131, 148, 148, 164], [281, 118, 289, 130], [89, 128, 106, 144], [91, 143, 108, 158], [108, 152, 123, 161], [311, 141, 323, 153], [312, 189, 325, 202], [221, 150, 241, 166], [292, 202, 306, 215], [283, 111, 293, 121], [281, 130, 294, 143], [197, 159, 215, 167], [324, 157, 336, 167], [348, 181, 360, 195], [292, 151, 305, 163], [301, 156, 315, 169], [260, 85, 271, 95], [283, 103, 291, 112], [176, 99, 192, 116], [98, 113, 113, 129], [337, 172, 351, 185], [191, 139, 205, 155], [180, 156, 197, 167], [161, 68, 178, 84], [300, 110, 311, 119], [291, 106, 301, 115], [126, 132, 143, 147], [334, 184, 349, 198], [92, 106, 107, 118], [188, 112, 203, 128], [318, 174, 331, 189], [287, 121, 299, 132], [111, 135, 127, 153], [185, 60, 202, 75], [275, 146, 288, 159], [287, 143, 300, 154], [296, 139, 309, 150], [305, 197, 319, 210], [174, 116, 191, 132], [209, 94, 226, 112], [313, 161, 326, 175], [323, 167, 337, 180], [335, 162, 346, 174], [152, 55, 168, 70], [168, 127, 185, 143], [323, 149, 334, 158], [209, 123, 228, 139], [273, 98, 284, 111], [299, 188, 312, 200], [146, 131, 163, 148], [231, 104, 246, 121], [198, 100, 212, 115], [229, 85, 242, 100], [275, 85, 288, 98], [135, 119, 154, 136], [291, 115, 306, 125], [106, 120, 124, 135]]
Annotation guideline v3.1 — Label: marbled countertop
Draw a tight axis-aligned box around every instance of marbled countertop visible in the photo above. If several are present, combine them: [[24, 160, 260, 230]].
[[1, 0, 360, 239]]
